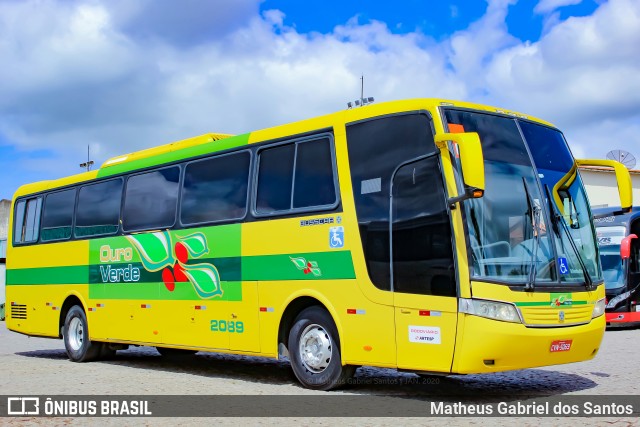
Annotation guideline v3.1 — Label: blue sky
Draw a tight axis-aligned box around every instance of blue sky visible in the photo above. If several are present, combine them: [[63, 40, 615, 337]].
[[1, 0, 639, 201]]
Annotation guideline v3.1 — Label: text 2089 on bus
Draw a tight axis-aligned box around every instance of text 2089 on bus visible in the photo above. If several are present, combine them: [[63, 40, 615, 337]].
[[6, 99, 632, 390]]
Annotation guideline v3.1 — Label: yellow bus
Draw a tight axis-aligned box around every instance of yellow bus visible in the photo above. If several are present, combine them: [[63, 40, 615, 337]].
[[6, 99, 632, 390]]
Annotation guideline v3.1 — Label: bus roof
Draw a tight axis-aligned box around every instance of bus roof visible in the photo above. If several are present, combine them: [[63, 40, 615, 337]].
[[12, 98, 556, 200]]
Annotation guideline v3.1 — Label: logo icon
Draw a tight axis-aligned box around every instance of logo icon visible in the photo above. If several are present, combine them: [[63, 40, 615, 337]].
[[551, 293, 573, 307], [290, 257, 322, 277], [558, 311, 565, 322], [7, 397, 40, 415], [558, 257, 569, 275], [126, 231, 223, 299], [329, 226, 344, 249]]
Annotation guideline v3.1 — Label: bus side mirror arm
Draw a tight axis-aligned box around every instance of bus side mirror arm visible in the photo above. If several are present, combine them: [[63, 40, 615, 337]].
[[576, 159, 633, 212], [435, 132, 485, 207]]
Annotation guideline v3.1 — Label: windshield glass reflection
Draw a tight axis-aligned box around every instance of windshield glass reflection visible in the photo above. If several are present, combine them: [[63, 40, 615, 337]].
[[445, 111, 556, 284], [596, 226, 626, 290], [445, 109, 602, 287]]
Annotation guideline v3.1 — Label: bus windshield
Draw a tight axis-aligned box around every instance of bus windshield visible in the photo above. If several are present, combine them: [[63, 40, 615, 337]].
[[444, 110, 601, 287], [596, 226, 626, 290]]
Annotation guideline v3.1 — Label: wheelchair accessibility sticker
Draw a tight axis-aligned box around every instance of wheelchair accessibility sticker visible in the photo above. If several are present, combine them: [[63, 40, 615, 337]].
[[558, 257, 569, 275], [329, 226, 344, 249]]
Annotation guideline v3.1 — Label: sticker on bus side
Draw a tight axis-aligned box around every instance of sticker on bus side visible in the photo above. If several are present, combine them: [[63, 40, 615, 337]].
[[549, 339, 572, 352], [329, 226, 344, 249], [408, 326, 441, 344]]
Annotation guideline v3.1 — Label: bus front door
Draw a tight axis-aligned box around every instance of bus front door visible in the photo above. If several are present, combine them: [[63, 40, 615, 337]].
[[391, 156, 458, 373]]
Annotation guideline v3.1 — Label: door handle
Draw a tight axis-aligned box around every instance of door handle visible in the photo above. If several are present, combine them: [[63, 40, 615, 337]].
[[400, 309, 411, 314]]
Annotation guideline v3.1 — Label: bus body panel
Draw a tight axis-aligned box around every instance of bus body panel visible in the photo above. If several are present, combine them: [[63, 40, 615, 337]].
[[5, 98, 608, 382], [393, 293, 457, 372]]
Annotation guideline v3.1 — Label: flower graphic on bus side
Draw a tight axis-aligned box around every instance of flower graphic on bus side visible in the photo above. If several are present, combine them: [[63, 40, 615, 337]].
[[290, 257, 322, 277], [126, 231, 223, 299]]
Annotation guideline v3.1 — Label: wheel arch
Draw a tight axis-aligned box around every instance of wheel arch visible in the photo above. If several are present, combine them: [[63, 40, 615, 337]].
[[277, 292, 344, 359], [58, 292, 88, 338]]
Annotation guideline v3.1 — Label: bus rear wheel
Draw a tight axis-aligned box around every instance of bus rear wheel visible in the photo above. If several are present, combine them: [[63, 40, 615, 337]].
[[63, 305, 101, 362], [288, 306, 355, 390]]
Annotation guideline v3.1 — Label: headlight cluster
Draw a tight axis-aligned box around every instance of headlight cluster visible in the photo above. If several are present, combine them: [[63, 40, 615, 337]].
[[592, 298, 606, 318], [605, 292, 630, 310], [459, 298, 522, 323]]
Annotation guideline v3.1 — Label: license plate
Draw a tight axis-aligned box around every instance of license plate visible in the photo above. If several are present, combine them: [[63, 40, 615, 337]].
[[550, 339, 572, 352]]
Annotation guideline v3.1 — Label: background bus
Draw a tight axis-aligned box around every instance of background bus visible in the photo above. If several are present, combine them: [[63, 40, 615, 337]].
[[5, 98, 632, 390], [594, 206, 640, 326]]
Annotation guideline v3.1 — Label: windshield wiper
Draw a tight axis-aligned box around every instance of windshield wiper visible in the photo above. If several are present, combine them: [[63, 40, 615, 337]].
[[544, 185, 594, 290], [522, 178, 541, 291]]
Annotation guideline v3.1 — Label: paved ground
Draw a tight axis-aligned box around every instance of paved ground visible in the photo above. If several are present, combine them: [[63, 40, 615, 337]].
[[0, 322, 638, 426]]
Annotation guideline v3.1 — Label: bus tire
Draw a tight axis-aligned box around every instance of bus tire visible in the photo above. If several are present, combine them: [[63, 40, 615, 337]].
[[63, 305, 101, 362], [288, 306, 355, 390], [156, 347, 198, 358]]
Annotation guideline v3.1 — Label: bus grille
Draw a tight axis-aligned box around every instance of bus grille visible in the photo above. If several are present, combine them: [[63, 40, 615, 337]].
[[519, 305, 592, 326], [10, 304, 27, 320]]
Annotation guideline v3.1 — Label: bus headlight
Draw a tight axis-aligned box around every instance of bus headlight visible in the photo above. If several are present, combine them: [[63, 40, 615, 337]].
[[592, 298, 606, 318], [605, 292, 630, 309], [459, 298, 522, 323]]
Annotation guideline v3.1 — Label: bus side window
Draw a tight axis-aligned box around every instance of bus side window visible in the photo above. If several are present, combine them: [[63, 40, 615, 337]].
[[13, 197, 42, 244], [181, 151, 251, 225], [123, 166, 181, 232], [41, 189, 76, 242], [256, 137, 337, 215], [75, 179, 123, 238]]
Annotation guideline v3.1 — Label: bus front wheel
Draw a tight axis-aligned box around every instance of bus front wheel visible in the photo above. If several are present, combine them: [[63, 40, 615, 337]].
[[63, 305, 101, 362], [288, 306, 355, 390]]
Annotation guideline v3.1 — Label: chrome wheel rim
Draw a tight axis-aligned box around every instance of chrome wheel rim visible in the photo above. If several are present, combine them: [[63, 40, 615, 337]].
[[68, 317, 84, 351], [298, 324, 332, 373]]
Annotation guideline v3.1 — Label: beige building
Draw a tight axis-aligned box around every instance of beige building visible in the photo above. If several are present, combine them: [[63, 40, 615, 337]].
[[579, 166, 640, 209]]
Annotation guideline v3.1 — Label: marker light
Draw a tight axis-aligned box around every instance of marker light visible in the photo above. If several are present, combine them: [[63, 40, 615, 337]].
[[459, 298, 522, 323]]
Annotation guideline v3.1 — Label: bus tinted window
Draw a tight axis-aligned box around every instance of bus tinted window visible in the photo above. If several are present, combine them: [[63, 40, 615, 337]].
[[392, 156, 456, 296], [41, 189, 76, 242], [13, 197, 42, 244], [293, 139, 336, 208], [76, 179, 123, 237], [123, 167, 180, 231], [181, 152, 250, 224], [346, 113, 437, 291], [256, 143, 295, 213]]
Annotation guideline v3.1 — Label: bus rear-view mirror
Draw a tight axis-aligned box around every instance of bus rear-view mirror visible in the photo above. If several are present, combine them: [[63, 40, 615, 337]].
[[621, 234, 637, 260], [435, 132, 485, 203], [576, 159, 633, 212]]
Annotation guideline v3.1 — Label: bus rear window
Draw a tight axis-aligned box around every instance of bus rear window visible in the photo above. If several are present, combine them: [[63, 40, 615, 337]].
[[13, 197, 42, 244]]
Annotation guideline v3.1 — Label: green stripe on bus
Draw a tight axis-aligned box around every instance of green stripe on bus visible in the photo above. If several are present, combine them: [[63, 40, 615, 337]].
[[97, 133, 251, 178], [6, 250, 356, 286], [242, 251, 356, 281], [89, 281, 243, 301], [6, 265, 89, 285], [515, 301, 588, 307]]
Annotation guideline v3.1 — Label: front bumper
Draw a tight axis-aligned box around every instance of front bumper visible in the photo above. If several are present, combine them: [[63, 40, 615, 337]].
[[452, 313, 605, 373]]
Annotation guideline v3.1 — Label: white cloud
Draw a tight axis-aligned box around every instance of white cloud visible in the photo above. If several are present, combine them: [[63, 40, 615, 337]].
[[535, 0, 583, 14], [1, 0, 640, 198], [483, 0, 640, 158]]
